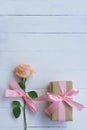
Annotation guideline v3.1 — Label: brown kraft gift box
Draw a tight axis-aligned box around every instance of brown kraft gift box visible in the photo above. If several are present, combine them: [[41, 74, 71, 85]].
[[48, 81, 73, 121]]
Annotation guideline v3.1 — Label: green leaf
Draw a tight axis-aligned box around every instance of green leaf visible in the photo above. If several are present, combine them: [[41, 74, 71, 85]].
[[13, 107, 21, 118], [19, 78, 27, 90], [12, 101, 21, 118], [28, 91, 38, 98], [19, 81, 25, 90], [12, 101, 21, 107]]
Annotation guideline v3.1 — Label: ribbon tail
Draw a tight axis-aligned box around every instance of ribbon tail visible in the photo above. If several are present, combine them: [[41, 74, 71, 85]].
[[9, 80, 25, 94], [65, 97, 84, 111], [45, 101, 66, 121], [34, 95, 49, 101], [4, 89, 22, 97], [58, 102, 66, 121], [66, 87, 79, 97], [24, 97, 38, 112], [45, 101, 59, 115], [34, 93, 59, 102]]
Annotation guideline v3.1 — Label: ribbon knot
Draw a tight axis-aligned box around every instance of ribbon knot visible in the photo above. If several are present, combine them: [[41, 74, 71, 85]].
[[60, 95, 65, 101], [4, 80, 38, 112]]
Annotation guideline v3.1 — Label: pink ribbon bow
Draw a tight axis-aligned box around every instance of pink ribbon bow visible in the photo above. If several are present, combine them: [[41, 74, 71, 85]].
[[35, 81, 84, 121], [4, 80, 38, 112]]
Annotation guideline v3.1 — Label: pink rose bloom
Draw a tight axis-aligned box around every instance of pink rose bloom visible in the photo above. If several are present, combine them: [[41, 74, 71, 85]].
[[15, 64, 35, 78]]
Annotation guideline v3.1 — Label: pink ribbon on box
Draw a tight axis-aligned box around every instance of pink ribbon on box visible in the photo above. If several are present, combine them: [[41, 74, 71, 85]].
[[4, 80, 38, 112], [35, 81, 84, 121]]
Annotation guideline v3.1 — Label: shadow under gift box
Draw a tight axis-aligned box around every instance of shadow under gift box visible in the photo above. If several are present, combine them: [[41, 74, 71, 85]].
[[48, 81, 72, 121]]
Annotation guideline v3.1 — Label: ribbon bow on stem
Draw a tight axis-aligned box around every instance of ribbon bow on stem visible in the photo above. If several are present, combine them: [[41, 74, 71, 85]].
[[4, 80, 38, 130], [4, 80, 38, 112]]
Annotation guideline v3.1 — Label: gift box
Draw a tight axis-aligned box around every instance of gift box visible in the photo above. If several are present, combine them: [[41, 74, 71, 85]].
[[48, 81, 73, 121]]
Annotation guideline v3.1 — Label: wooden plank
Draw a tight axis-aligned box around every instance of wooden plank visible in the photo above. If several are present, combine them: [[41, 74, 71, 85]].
[[0, 34, 87, 52], [0, 16, 87, 33], [0, 51, 87, 70], [0, 0, 87, 15]]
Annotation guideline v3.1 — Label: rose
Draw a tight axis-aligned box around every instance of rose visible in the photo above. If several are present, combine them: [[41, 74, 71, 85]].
[[4, 64, 37, 130], [15, 64, 35, 78], [14, 64, 36, 130]]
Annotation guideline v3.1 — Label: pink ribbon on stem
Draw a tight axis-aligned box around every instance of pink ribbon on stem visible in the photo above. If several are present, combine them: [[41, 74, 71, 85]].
[[35, 81, 84, 121], [4, 80, 38, 112]]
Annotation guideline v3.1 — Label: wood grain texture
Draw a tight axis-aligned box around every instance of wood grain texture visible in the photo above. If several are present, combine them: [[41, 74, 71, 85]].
[[0, 16, 87, 33], [0, 0, 87, 129], [0, 34, 87, 52], [0, 0, 87, 15]]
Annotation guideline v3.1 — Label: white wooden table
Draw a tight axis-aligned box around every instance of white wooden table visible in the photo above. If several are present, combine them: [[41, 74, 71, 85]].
[[0, 0, 87, 130]]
